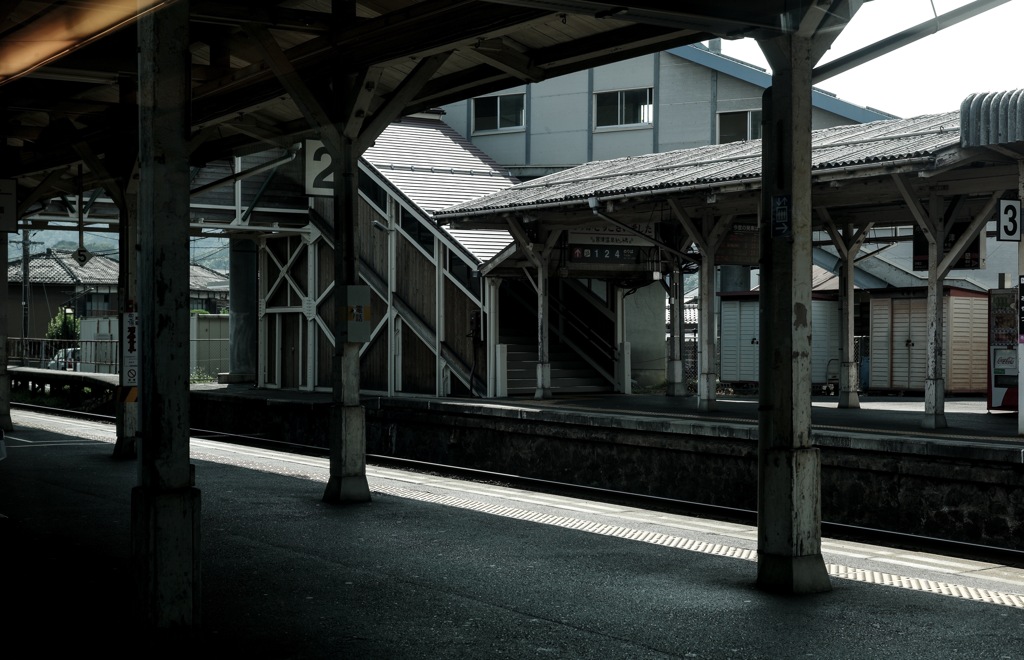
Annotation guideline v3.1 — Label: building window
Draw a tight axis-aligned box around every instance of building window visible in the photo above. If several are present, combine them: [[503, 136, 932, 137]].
[[718, 110, 763, 144], [473, 93, 525, 132], [400, 206, 435, 256], [358, 170, 388, 212], [594, 88, 653, 128]]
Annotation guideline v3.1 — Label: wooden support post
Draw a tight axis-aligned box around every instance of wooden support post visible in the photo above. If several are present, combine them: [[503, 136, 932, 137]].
[[535, 258, 552, 400], [922, 195, 947, 430], [756, 34, 830, 594], [667, 265, 685, 396], [134, 0, 201, 630]]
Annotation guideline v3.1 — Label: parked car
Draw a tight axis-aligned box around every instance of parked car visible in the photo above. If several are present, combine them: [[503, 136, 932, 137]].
[[47, 348, 80, 371]]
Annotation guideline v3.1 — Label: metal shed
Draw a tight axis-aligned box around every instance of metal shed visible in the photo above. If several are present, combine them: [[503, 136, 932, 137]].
[[867, 287, 988, 394], [719, 292, 840, 389]]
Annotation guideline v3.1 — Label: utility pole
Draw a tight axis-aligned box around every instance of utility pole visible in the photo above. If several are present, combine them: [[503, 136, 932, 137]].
[[20, 229, 44, 365], [21, 228, 29, 349]]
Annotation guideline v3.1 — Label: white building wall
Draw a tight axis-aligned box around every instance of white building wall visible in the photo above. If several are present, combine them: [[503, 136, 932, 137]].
[[529, 70, 591, 167], [657, 54, 717, 151], [624, 284, 669, 387]]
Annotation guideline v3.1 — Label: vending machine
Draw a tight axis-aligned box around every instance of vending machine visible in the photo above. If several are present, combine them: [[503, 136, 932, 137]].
[[988, 287, 1018, 410]]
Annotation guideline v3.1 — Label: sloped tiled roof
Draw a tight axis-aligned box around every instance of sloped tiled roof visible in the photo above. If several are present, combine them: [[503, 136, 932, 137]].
[[363, 115, 519, 215], [8, 249, 119, 285], [8, 249, 228, 292], [436, 111, 962, 218], [189, 263, 228, 291]]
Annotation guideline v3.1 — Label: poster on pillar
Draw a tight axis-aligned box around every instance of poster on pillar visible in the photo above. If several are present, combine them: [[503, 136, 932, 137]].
[[912, 222, 985, 271]]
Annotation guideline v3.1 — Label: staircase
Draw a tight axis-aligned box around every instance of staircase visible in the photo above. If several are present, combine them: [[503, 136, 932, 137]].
[[502, 336, 612, 396]]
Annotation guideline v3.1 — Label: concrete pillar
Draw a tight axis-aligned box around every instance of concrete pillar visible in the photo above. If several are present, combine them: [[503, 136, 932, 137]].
[[756, 35, 830, 594], [134, 0, 201, 630], [838, 224, 861, 409], [535, 259, 552, 399], [322, 129, 370, 503], [225, 238, 258, 382], [667, 266, 685, 396]]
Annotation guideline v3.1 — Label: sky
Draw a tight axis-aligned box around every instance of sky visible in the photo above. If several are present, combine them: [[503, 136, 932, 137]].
[[717, 0, 1024, 118]]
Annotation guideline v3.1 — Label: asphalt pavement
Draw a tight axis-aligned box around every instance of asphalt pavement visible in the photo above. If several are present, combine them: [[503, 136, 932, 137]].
[[2, 407, 1023, 658]]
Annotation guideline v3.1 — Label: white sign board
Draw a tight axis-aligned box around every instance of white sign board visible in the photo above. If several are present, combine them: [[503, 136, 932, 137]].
[[569, 223, 654, 247], [998, 199, 1022, 242], [123, 312, 139, 387]]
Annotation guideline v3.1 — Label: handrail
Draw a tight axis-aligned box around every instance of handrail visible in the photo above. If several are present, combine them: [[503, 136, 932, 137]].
[[503, 281, 616, 375], [7, 336, 230, 381]]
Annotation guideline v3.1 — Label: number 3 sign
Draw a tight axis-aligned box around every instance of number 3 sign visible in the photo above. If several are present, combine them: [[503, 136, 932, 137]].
[[998, 199, 1021, 242]]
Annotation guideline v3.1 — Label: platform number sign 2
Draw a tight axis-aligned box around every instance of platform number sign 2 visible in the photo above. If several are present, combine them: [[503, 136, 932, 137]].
[[998, 199, 1021, 242], [305, 139, 334, 196]]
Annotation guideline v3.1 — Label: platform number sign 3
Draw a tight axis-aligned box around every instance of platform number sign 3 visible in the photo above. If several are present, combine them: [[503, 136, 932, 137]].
[[998, 199, 1022, 242]]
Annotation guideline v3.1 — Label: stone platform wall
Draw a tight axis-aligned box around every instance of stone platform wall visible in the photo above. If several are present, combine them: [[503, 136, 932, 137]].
[[189, 391, 1024, 550]]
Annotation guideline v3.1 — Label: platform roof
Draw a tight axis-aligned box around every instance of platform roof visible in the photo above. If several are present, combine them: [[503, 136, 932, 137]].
[[435, 107, 1020, 230], [435, 100, 1024, 280], [0, 1, 862, 219]]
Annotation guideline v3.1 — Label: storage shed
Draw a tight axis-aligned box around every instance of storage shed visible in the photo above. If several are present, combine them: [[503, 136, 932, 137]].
[[719, 292, 840, 388], [867, 287, 988, 394]]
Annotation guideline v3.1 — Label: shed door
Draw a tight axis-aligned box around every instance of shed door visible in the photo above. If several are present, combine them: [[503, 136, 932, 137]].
[[719, 300, 759, 382], [869, 298, 891, 388], [891, 298, 928, 390]]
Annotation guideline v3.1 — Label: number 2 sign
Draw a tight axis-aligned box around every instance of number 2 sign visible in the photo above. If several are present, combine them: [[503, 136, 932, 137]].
[[304, 139, 334, 196], [998, 199, 1021, 242]]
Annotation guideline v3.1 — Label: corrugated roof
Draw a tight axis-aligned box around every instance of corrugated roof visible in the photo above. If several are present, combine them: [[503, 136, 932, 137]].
[[442, 228, 513, 263], [436, 111, 962, 218], [960, 89, 1024, 147], [363, 115, 519, 215]]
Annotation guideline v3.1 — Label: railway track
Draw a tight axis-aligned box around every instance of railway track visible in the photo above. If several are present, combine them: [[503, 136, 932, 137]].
[[14, 400, 1024, 569]]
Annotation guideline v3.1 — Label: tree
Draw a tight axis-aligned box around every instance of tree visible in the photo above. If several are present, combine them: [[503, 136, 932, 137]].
[[46, 308, 80, 341]]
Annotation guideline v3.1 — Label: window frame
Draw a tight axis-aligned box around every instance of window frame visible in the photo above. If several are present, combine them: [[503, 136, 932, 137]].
[[593, 87, 654, 130], [716, 109, 763, 144], [471, 93, 526, 134]]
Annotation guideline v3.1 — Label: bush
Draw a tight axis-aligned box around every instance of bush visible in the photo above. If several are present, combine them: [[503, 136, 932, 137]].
[[46, 310, 80, 341]]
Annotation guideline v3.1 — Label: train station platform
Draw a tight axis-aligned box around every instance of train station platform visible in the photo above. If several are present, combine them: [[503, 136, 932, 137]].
[[1, 408, 1022, 657]]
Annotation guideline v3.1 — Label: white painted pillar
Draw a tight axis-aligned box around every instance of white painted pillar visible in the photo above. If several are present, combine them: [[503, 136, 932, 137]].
[[667, 265, 685, 396]]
